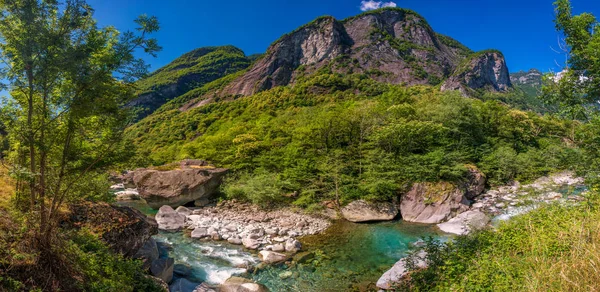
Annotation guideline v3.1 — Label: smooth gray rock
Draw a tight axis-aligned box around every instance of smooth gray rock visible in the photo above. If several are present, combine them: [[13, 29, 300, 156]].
[[341, 200, 398, 222], [176, 206, 192, 216], [400, 182, 470, 224], [169, 278, 200, 292], [133, 238, 159, 270], [377, 251, 427, 290], [242, 237, 260, 250], [150, 257, 175, 284], [220, 276, 268, 292], [258, 251, 289, 264], [155, 205, 186, 231], [284, 238, 302, 253], [191, 227, 209, 239], [437, 210, 490, 235]]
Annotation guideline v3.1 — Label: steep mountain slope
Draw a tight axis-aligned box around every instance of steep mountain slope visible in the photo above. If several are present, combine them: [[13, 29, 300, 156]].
[[510, 68, 543, 97], [213, 8, 510, 101], [129, 46, 252, 119]]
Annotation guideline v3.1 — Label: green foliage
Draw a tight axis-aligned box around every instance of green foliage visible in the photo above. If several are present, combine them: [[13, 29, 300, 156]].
[[69, 230, 163, 292], [127, 69, 587, 206], [541, 0, 600, 120]]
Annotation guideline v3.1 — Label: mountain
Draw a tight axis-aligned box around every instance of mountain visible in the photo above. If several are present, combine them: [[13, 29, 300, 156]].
[[129, 46, 252, 119], [215, 8, 510, 100], [510, 69, 543, 97]]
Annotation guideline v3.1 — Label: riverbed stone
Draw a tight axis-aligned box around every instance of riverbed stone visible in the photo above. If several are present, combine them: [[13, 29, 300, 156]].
[[341, 200, 398, 222], [169, 278, 200, 292], [176, 206, 192, 216], [259, 250, 289, 264], [400, 182, 470, 224], [191, 227, 209, 239], [115, 189, 141, 201], [285, 238, 302, 253], [437, 210, 490, 235], [242, 237, 260, 250], [150, 257, 175, 284], [272, 243, 285, 252], [133, 238, 159, 270], [377, 251, 427, 290], [156, 205, 186, 231], [221, 276, 268, 292]]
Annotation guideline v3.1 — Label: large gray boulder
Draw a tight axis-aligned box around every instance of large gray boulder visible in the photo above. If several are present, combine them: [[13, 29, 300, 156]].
[[463, 166, 486, 199], [220, 276, 268, 292], [169, 278, 201, 292], [400, 182, 470, 224], [377, 251, 427, 290], [341, 200, 398, 222], [150, 257, 175, 284], [258, 251, 289, 264], [155, 205, 186, 231], [123, 160, 228, 209], [437, 210, 490, 235], [134, 238, 159, 270]]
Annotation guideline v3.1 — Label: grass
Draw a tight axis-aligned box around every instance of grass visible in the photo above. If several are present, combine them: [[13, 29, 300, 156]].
[[400, 182, 600, 291]]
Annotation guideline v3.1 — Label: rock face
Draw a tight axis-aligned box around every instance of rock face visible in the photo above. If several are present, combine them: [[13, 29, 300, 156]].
[[134, 238, 160, 270], [341, 200, 398, 222], [156, 205, 186, 231], [150, 257, 175, 284], [463, 166, 486, 200], [377, 251, 427, 290], [124, 160, 228, 209], [220, 276, 268, 292], [195, 8, 506, 102], [441, 51, 512, 96], [400, 182, 470, 224], [437, 210, 490, 235], [66, 202, 158, 257]]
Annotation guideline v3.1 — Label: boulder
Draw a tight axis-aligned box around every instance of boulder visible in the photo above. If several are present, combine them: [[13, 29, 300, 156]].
[[284, 238, 302, 253], [377, 251, 427, 290], [400, 182, 470, 224], [173, 263, 193, 277], [220, 276, 268, 292], [258, 251, 289, 264], [228, 236, 242, 245], [169, 278, 201, 292], [134, 238, 159, 270], [242, 237, 260, 250], [272, 243, 285, 252], [463, 165, 486, 199], [156, 205, 186, 231], [341, 200, 398, 222], [437, 210, 490, 235], [150, 257, 175, 284], [65, 202, 158, 257], [176, 206, 193, 216], [193, 283, 217, 292], [125, 161, 228, 209], [115, 189, 141, 201], [191, 227, 209, 239]]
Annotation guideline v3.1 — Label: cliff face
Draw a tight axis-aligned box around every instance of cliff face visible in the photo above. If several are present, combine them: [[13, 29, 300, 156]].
[[221, 8, 507, 98], [441, 51, 512, 95]]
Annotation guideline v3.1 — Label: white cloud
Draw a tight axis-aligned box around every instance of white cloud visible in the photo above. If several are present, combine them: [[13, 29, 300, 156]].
[[360, 1, 397, 11]]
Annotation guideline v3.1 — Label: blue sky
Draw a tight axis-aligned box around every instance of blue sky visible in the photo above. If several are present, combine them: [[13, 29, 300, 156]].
[[88, 0, 600, 73]]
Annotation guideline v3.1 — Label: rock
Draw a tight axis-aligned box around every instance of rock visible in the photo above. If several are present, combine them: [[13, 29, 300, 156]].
[[169, 278, 200, 292], [176, 206, 192, 216], [194, 197, 211, 207], [110, 183, 125, 190], [193, 283, 217, 292], [65, 202, 158, 257], [441, 51, 512, 96], [293, 251, 315, 264], [341, 200, 398, 222], [115, 189, 141, 201], [220, 276, 268, 292], [472, 202, 484, 209], [191, 227, 209, 239], [495, 203, 506, 208], [150, 257, 175, 284], [272, 243, 285, 252], [376, 251, 427, 290], [400, 182, 470, 224], [285, 238, 302, 253], [134, 238, 159, 270], [145, 275, 169, 292], [279, 271, 293, 279], [173, 263, 192, 277], [242, 237, 260, 250], [437, 210, 490, 235], [546, 192, 563, 200], [258, 250, 289, 264], [463, 165, 486, 199], [228, 236, 242, 245], [125, 161, 228, 209], [155, 205, 186, 231]]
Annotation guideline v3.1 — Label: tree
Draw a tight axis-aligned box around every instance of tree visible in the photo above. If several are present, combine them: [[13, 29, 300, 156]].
[[0, 0, 160, 249], [542, 0, 600, 120]]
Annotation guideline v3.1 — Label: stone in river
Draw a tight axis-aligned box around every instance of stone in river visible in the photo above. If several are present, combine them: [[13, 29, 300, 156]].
[[155, 205, 186, 231], [341, 200, 398, 222]]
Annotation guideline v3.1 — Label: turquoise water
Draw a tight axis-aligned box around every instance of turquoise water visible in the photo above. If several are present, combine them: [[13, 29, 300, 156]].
[[251, 220, 442, 291], [149, 219, 442, 292]]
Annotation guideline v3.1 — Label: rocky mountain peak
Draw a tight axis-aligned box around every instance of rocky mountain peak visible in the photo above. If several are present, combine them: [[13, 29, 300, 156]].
[[441, 50, 512, 95], [510, 68, 543, 86]]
